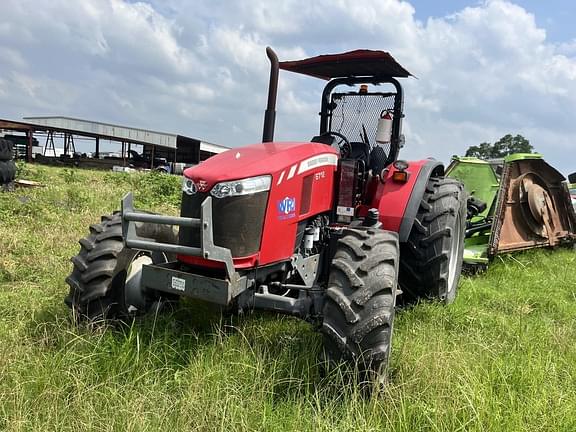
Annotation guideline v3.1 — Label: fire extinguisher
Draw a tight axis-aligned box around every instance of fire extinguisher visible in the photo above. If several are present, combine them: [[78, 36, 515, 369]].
[[376, 110, 393, 144]]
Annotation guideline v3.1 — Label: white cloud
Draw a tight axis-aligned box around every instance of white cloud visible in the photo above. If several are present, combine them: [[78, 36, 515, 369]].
[[0, 0, 575, 173], [0, 47, 27, 69], [377, 0, 576, 172]]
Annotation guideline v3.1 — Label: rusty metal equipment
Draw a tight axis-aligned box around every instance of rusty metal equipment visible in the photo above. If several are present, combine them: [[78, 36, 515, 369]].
[[447, 153, 576, 268], [490, 154, 576, 254]]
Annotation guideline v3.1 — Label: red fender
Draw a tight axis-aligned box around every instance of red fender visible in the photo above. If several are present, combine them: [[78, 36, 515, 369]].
[[371, 159, 444, 242]]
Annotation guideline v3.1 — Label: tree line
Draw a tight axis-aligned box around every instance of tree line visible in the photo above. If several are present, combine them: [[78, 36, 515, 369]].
[[465, 134, 534, 159]]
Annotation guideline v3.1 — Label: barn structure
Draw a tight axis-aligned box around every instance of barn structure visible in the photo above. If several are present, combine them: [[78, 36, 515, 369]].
[[0, 116, 228, 171]]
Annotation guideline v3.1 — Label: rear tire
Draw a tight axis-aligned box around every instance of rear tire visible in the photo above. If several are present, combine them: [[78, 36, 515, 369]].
[[65, 213, 178, 321], [399, 177, 466, 303], [0, 138, 13, 161], [321, 228, 399, 379]]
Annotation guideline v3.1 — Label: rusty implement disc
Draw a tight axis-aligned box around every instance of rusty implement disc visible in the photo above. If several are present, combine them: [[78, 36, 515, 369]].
[[518, 173, 554, 238], [526, 183, 548, 223], [489, 157, 576, 256]]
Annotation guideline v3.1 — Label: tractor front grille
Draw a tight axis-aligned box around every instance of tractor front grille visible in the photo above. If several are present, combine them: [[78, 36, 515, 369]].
[[178, 191, 269, 257]]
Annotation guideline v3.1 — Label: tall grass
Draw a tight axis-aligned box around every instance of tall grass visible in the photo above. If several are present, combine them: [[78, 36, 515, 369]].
[[0, 164, 575, 431]]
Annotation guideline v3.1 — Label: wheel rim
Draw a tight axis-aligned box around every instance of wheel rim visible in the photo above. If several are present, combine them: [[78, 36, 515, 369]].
[[126, 253, 153, 282], [446, 211, 463, 295], [124, 252, 154, 313]]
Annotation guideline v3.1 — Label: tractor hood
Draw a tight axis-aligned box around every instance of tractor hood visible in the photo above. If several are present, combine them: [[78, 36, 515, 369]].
[[183, 142, 339, 190]]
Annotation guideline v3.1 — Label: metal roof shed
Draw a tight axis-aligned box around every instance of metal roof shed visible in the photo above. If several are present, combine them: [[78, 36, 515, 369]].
[[0, 116, 228, 167], [24, 116, 179, 148]]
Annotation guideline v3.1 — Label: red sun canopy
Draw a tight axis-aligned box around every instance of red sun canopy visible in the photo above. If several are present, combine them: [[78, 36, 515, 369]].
[[279, 49, 412, 80]]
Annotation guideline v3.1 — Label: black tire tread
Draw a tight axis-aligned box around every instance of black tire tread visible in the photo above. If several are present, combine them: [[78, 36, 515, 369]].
[[322, 228, 399, 374], [0, 138, 14, 161], [65, 214, 126, 319], [66, 212, 179, 321], [0, 160, 16, 184], [399, 177, 466, 303]]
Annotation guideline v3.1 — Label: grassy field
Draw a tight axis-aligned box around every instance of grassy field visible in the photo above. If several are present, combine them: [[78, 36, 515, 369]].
[[1, 163, 575, 431]]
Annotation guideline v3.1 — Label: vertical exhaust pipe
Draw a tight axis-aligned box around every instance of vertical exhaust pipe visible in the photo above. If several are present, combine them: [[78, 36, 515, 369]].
[[262, 47, 279, 143]]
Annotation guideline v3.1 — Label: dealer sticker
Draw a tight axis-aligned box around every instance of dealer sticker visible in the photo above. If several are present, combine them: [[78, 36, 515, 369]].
[[277, 196, 297, 220], [171, 276, 186, 292]]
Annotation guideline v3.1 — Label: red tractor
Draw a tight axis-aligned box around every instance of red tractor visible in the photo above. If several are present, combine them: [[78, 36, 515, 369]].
[[66, 48, 467, 378]]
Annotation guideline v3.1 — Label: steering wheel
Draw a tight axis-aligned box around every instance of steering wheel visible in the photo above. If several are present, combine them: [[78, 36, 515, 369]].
[[317, 131, 352, 158]]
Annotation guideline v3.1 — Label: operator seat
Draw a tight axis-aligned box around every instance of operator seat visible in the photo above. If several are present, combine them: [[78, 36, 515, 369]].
[[311, 134, 370, 167], [369, 145, 387, 174], [348, 142, 370, 166]]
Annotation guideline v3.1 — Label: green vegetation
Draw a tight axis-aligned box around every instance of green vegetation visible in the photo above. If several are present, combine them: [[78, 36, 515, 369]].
[[465, 134, 534, 159], [1, 164, 575, 431]]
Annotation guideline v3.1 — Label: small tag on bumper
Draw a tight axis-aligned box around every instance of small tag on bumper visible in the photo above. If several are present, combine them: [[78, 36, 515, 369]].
[[171, 276, 186, 292]]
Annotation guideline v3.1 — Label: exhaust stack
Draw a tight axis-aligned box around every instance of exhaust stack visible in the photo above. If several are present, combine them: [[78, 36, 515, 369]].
[[262, 47, 279, 143]]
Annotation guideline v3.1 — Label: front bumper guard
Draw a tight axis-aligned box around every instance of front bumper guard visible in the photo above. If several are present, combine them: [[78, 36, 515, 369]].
[[141, 261, 247, 305], [121, 192, 236, 279]]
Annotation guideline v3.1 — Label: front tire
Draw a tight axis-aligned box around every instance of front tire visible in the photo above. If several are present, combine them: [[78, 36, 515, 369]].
[[65, 213, 178, 321], [321, 228, 399, 379], [399, 177, 466, 303]]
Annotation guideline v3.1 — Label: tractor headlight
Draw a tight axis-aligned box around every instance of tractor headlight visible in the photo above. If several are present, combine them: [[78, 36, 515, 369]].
[[182, 177, 197, 195], [210, 175, 271, 199]]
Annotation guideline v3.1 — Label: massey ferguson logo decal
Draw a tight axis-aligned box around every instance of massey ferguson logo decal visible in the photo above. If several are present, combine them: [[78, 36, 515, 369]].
[[197, 180, 208, 192], [277, 197, 296, 220]]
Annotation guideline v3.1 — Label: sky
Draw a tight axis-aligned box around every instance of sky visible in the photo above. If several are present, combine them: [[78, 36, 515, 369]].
[[0, 0, 575, 174]]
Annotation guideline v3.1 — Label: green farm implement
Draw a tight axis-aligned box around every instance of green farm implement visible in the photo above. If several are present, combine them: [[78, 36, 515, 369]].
[[446, 154, 576, 269]]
